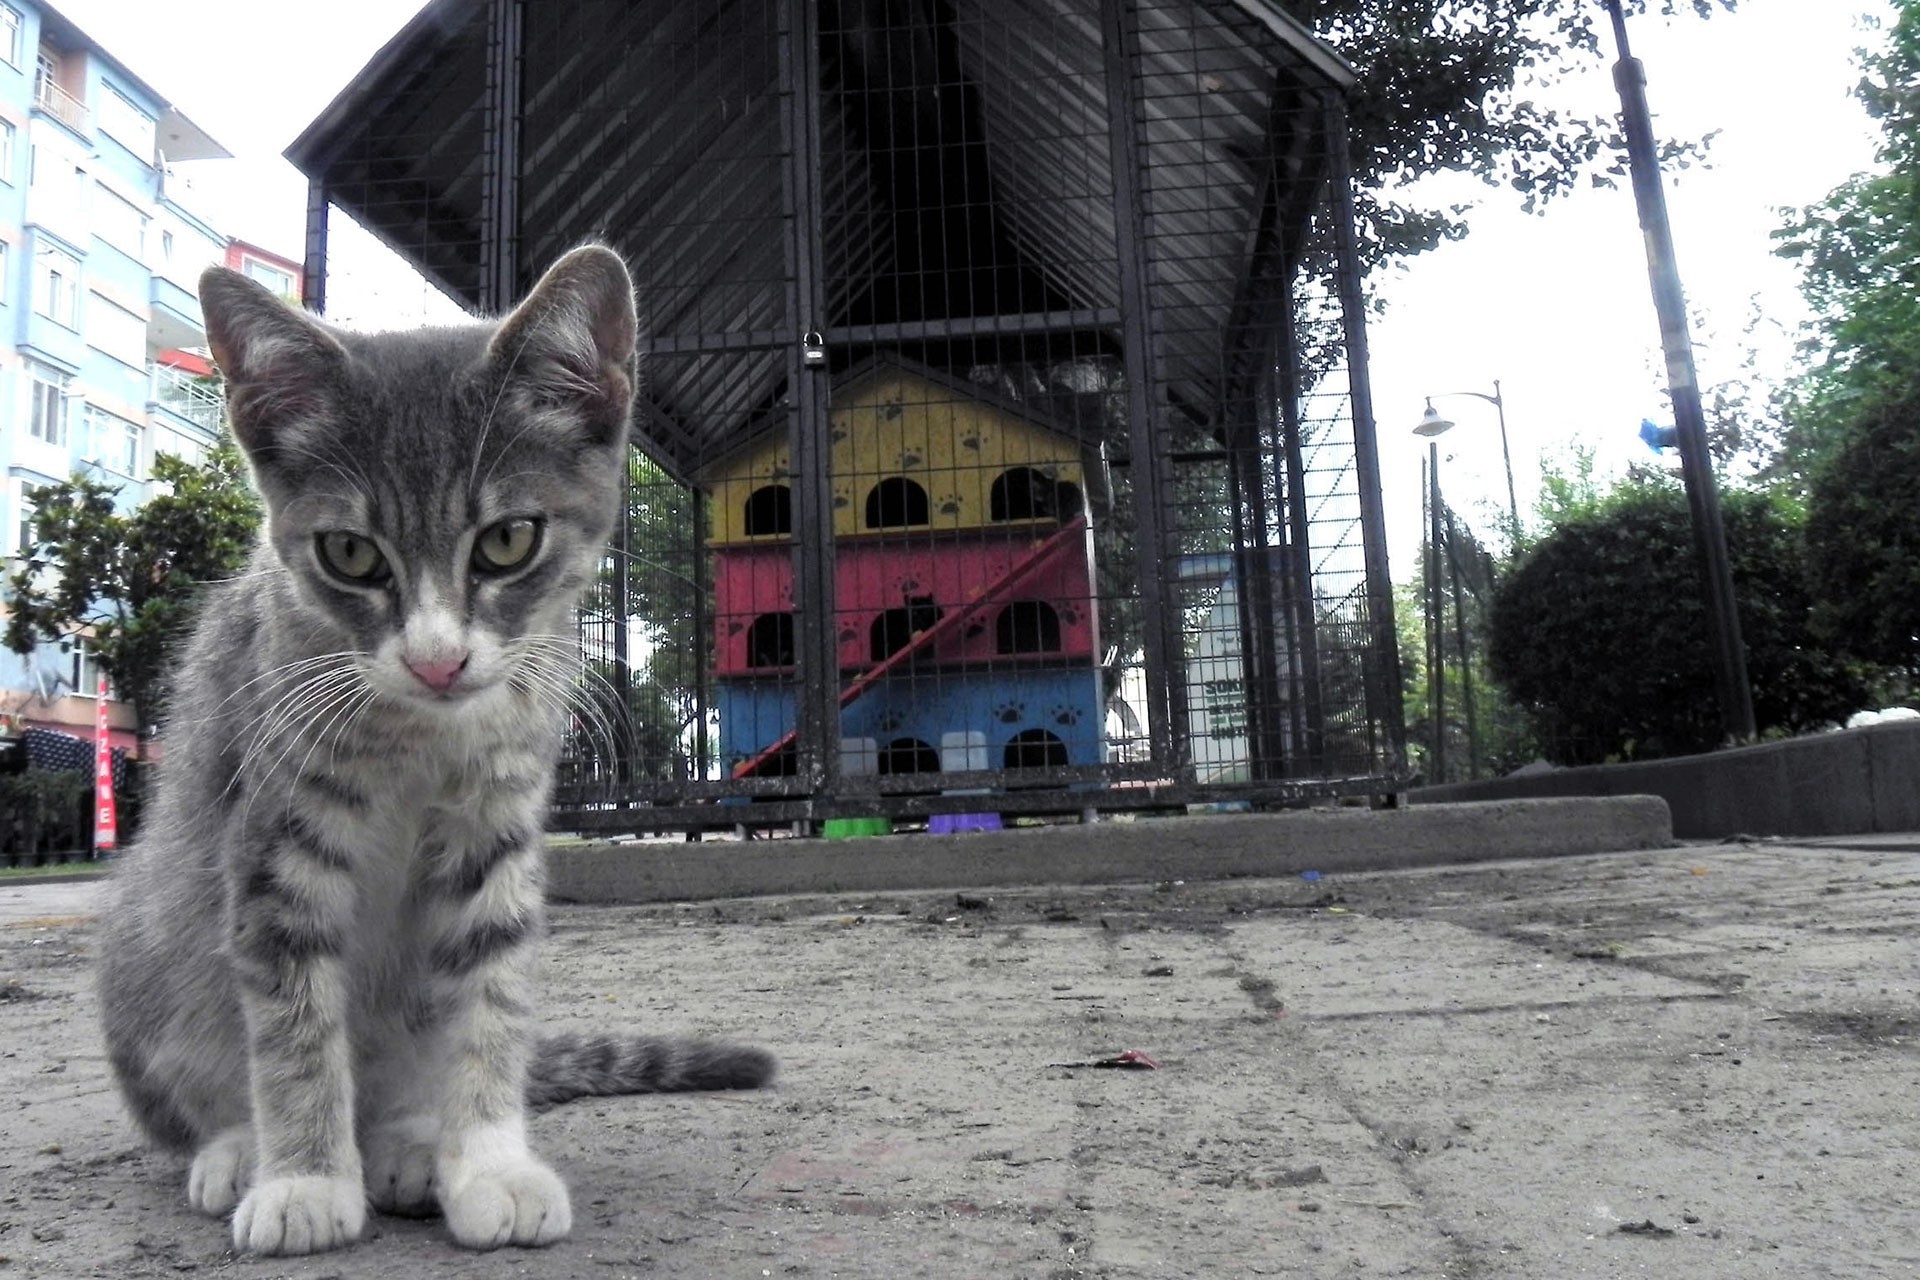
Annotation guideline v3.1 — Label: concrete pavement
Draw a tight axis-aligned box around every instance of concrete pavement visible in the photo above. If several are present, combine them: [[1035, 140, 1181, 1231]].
[[2, 829, 1916, 1277]]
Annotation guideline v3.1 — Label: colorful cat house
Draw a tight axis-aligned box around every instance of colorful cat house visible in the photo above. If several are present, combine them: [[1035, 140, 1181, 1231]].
[[701, 357, 1105, 780]]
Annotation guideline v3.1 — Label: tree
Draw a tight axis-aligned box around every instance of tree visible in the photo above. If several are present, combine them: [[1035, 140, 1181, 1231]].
[[606, 451, 710, 781], [1777, 1, 1920, 666], [1487, 480, 1869, 764], [1296, 0, 1737, 271], [1800, 382, 1920, 668], [5, 441, 261, 745]]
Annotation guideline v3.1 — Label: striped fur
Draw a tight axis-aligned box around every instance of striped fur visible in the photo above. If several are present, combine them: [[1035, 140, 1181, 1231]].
[[527, 1033, 778, 1108], [97, 247, 774, 1260]]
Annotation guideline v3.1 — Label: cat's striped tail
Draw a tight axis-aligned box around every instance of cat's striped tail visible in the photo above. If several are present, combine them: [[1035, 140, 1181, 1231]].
[[526, 1032, 776, 1109]]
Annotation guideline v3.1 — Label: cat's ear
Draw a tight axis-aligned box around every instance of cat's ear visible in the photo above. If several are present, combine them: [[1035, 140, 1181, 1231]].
[[199, 267, 346, 457], [486, 244, 637, 446]]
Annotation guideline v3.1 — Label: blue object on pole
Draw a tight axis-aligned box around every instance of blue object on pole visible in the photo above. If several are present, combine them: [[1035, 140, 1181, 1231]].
[[1639, 418, 1678, 454]]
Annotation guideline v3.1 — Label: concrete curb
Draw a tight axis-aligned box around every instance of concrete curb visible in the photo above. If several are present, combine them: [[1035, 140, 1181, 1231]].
[[0, 868, 113, 888], [1410, 720, 1920, 839], [546, 795, 1673, 904]]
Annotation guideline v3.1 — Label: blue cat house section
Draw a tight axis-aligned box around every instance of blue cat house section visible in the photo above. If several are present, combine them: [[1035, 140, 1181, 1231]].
[[700, 356, 1106, 824]]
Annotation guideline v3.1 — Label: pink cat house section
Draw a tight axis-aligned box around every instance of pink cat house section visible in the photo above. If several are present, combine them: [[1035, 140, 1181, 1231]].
[[711, 528, 1099, 677]]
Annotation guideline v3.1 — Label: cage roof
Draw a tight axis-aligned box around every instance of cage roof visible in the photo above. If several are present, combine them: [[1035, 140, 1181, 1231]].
[[287, 0, 1355, 477]]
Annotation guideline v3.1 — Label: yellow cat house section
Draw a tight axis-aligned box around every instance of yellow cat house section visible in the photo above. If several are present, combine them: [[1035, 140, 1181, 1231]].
[[704, 357, 1089, 546]]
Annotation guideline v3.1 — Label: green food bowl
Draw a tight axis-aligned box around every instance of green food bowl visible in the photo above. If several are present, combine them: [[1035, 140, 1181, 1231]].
[[822, 817, 892, 840]]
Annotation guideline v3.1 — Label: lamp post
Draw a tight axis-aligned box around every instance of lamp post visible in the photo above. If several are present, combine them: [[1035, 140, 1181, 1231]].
[[1421, 440, 1446, 784], [1415, 380, 1520, 546]]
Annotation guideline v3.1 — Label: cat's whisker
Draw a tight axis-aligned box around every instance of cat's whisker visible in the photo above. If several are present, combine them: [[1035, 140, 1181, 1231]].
[[201, 651, 364, 724], [289, 683, 381, 805], [511, 641, 634, 783], [221, 665, 366, 803], [227, 664, 361, 759], [239, 673, 374, 822]]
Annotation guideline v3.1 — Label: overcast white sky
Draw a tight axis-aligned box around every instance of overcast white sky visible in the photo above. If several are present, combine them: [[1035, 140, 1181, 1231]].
[[61, 0, 1896, 575], [1366, 5, 1893, 567]]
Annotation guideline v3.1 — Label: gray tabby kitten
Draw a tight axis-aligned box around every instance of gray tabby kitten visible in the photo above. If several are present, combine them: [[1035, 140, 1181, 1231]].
[[98, 245, 773, 1257]]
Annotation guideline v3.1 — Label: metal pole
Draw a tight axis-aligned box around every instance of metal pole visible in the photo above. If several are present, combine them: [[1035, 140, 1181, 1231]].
[[301, 179, 328, 315], [1605, 0, 1756, 743], [1444, 505, 1478, 778], [612, 463, 634, 794], [1426, 442, 1446, 784], [691, 488, 711, 783], [1491, 380, 1519, 544], [479, 0, 522, 312], [1324, 91, 1408, 775], [778, 0, 838, 793], [1101, 0, 1183, 769]]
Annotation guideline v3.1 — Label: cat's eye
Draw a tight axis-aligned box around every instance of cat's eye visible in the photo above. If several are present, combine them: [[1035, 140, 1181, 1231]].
[[473, 517, 543, 575], [315, 531, 388, 583]]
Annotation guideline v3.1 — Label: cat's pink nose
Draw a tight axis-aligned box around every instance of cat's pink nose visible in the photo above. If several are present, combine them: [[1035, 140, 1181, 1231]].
[[406, 654, 469, 693]]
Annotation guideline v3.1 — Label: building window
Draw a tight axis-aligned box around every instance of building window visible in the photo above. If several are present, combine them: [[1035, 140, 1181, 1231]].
[[13, 483, 34, 556], [242, 257, 294, 296], [33, 244, 79, 328], [33, 47, 87, 134], [82, 406, 141, 478], [0, 6, 18, 68], [153, 423, 207, 468], [99, 86, 156, 161], [0, 240, 10, 305], [0, 120, 14, 185], [87, 292, 144, 367], [65, 638, 110, 700], [29, 138, 86, 227], [93, 188, 146, 259], [28, 365, 69, 445]]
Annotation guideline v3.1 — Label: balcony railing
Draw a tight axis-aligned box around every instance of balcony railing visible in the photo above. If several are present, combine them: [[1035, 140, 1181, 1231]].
[[149, 363, 223, 435], [32, 74, 88, 133]]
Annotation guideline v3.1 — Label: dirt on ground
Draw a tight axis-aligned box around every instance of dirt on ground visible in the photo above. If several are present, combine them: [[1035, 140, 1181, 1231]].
[[2, 836, 1917, 1277]]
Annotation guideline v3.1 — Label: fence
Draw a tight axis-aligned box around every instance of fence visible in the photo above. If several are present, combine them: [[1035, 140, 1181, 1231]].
[[289, 0, 1407, 830]]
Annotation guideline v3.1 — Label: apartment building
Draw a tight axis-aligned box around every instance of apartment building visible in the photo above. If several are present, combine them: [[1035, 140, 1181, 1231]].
[[0, 2, 298, 747]]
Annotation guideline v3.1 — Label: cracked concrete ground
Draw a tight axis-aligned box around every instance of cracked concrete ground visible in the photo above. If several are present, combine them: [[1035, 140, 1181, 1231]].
[[2, 835, 1916, 1278]]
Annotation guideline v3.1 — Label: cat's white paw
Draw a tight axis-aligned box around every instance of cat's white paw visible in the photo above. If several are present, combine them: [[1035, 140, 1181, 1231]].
[[439, 1156, 571, 1250], [187, 1125, 253, 1217], [232, 1174, 366, 1256], [364, 1117, 439, 1216]]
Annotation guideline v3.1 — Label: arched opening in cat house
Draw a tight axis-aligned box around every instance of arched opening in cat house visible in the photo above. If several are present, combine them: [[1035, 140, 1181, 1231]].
[[864, 477, 929, 530], [745, 612, 794, 669], [1004, 728, 1069, 770], [996, 600, 1061, 655], [990, 467, 1082, 524], [877, 736, 940, 775], [743, 484, 792, 537], [870, 601, 943, 663]]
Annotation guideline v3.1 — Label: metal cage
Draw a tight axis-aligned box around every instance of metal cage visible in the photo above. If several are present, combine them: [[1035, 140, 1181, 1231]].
[[287, 0, 1406, 830]]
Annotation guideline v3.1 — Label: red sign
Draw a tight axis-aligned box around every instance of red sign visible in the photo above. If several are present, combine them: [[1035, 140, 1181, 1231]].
[[93, 674, 117, 852]]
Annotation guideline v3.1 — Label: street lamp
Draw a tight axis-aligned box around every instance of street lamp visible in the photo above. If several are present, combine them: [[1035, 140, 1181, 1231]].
[[1419, 429, 1447, 783], [1414, 381, 1520, 545]]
